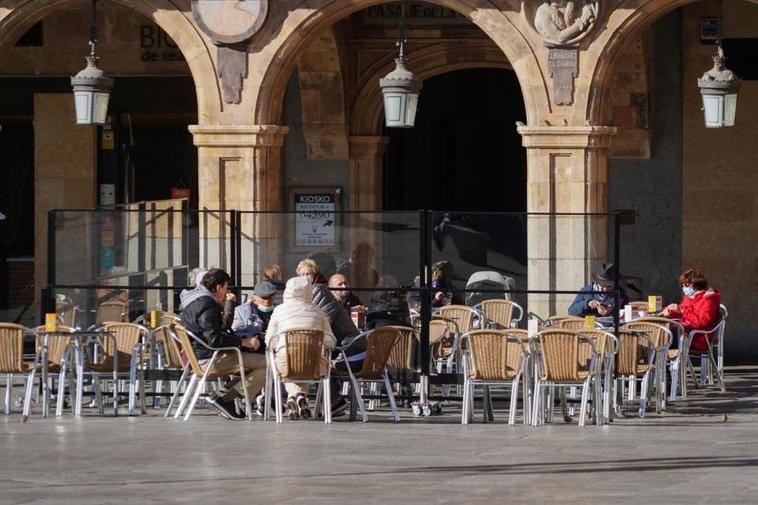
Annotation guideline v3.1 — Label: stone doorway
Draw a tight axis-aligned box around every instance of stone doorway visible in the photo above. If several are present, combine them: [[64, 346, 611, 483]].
[[382, 68, 526, 212]]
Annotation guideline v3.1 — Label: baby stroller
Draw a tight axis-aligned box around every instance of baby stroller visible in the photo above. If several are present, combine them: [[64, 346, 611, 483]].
[[464, 271, 516, 306]]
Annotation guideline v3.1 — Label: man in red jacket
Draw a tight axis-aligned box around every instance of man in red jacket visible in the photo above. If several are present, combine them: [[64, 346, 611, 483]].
[[662, 269, 721, 352]]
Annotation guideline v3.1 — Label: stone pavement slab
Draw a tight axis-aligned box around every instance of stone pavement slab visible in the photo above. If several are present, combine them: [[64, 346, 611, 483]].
[[0, 368, 757, 504]]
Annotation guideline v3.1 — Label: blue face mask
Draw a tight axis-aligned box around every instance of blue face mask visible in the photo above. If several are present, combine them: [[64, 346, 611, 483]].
[[257, 305, 274, 313], [682, 287, 695, 297]]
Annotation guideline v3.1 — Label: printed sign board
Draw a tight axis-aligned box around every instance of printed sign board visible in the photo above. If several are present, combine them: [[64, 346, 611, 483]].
[[289, 187, 341, 251]]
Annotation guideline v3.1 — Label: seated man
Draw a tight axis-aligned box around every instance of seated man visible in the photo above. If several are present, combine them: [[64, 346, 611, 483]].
[[179, 268, 266, 420], [328, 273, 365, 311], [232, 281, 277, 353], [568, 263, 628, 317]]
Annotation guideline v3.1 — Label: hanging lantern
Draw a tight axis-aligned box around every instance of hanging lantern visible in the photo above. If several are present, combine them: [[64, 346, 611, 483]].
[[380, 52, 422, 128], [698, 45, 741, 128], [379, 1, 421, 128], [71, 0, 112, 125]]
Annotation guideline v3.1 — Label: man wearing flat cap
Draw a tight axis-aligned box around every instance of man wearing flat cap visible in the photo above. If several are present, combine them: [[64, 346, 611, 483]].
[[232, 281, 278, 354], [568, 263, 628, 317]]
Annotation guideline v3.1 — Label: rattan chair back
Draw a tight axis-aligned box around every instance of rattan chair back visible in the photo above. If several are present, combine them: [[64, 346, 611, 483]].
[[480, 300, 521, 328], [466, 330, 522, 381], [384, 325, 417, 370], [56, 298, 77, 327], [628, 301, 649, 312], [96, 301, 127, 324], [578, 329, 612, 370], [552, 318, 590, 331], [99, 323, 145, 361], [615, 329, 648, 375], [537, 329, 581, 381], [34, 325, 74, 366], [154, 324, 184, 368], [280, 328, 326, 381], [625, 321, 670, 348], [438, 305, 476, 334], [173, 324, 205, 377], [355, 327, 401, 380], [429, 319, 454, 358], [0, 323, 28, 374]]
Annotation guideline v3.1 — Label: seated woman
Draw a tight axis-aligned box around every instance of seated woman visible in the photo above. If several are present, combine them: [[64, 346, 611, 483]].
[[661, 269, 721, 352], [366, 275, 409, 329]]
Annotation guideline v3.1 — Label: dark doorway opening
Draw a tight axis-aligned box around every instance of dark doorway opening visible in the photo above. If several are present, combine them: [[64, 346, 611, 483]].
[[383, 68, 526, 212]]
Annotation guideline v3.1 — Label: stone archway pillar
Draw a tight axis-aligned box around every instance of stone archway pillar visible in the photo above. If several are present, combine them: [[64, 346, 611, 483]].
[[189, 124, 289, 286], [346, 136, 389, 287], [517, 125, 617, 318]]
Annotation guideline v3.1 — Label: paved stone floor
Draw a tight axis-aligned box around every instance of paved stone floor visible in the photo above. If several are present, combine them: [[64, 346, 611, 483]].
[[1, 368, 757, 504]]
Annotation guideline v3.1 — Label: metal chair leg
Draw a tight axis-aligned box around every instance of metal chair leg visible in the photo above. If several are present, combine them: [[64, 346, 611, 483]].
[[382, 372, 400, 422], [5, 375, 11, 415], [164, 365, 189, 417], [175, 374, 197, 419]]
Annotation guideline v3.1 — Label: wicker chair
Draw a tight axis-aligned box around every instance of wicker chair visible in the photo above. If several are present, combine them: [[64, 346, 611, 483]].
[[382, 325, 418, 406], [95, 301, 127, 325], [474, 299, 524, 329], [170, 324, 254, 421], [333, 327, 402, 422], [551, 317, 600, 331], [547, 315, 584, 326], [617, 322, 671, 417], [33, 325, 78, 416], [461, 329, 529, 425], [689, 305, 727, 391], [267, 328, 332, 423], [81, 322, 150, 416], [531, 329, 601, 427], [577, 329, 619, 424], [0, 323, 38, 417], [624, 319, 673, 414]]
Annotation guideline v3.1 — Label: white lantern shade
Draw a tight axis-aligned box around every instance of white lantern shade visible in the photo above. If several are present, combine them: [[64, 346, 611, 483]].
[[701, 91, 738, 128], [382, 89, 419, 128], [71, 55, 113, 126]]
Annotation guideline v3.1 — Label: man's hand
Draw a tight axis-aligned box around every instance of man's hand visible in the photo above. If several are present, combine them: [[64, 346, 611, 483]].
[[226, 292, 237, 304], [588, 300, 600, 310], [241, 336, 261, 351], [596, 304, 611, 316]]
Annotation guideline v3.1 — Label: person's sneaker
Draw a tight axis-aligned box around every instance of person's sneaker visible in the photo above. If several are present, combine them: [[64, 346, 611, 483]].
[[207, 394, 245, 421], [296, 394, 312, 420], [254, 393, 266, 416], [286, 397, 301, 420], [331, 395, 349, 417]]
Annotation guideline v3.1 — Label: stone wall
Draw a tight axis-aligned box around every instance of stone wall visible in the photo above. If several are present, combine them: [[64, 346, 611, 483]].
[[608, 10, 683, 307], [681, 0, 758, 362]]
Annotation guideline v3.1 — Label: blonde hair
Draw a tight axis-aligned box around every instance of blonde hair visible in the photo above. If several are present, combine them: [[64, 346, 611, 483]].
[[296, 259, 319, 276]]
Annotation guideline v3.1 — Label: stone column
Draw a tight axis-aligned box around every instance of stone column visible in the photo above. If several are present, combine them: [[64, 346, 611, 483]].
[[517, 125, 617, 318], [189, 124, 289, 286], [34, 94, 97, 301], [347, 136, 389, 288]]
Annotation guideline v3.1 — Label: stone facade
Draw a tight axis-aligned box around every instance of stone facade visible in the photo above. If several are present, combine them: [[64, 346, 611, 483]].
[[1, 0, 757, 359]]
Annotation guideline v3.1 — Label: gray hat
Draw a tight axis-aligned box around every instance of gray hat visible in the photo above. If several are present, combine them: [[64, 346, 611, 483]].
[[253, 281, 277, 298]]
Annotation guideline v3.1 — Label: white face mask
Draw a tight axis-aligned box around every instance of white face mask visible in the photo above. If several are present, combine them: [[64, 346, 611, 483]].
[[682, 286, 695, 297], [257, 305, 274, 313]]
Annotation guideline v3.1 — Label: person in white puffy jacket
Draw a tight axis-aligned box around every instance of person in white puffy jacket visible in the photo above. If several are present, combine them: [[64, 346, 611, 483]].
[[265, 276, 336, 419]]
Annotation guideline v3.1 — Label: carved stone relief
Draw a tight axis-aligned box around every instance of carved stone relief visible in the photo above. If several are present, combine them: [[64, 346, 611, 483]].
[[191, 0, 268, 104]]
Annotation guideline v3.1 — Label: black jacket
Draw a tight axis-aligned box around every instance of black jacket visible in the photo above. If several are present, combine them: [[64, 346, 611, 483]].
[[180, 296, 241, 360], [312, 284, 360, 346]]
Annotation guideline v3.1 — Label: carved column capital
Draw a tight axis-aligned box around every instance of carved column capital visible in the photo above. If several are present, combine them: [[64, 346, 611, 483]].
[[517, 125, 616, 150], [189, 124, 289, 147]]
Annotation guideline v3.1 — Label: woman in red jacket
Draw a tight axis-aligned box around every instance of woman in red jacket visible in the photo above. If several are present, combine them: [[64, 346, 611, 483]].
[[661, 269, 721, 352]]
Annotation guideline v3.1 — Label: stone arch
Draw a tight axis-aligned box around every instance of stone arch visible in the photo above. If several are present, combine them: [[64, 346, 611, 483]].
[[0, 0, 221, 122], [252, 0, 549, 129], [295, 27, 349, 160], [585, 0, 758, 125], [350, 39, 511, 135]]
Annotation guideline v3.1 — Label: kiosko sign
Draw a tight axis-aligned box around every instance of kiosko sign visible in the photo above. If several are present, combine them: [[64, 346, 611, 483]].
[[294, 192, 337, 248]]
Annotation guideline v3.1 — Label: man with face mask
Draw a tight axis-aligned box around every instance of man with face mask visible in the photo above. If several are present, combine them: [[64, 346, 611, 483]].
[[232, 281, 278, 354], [568, 263, 628, 317]]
